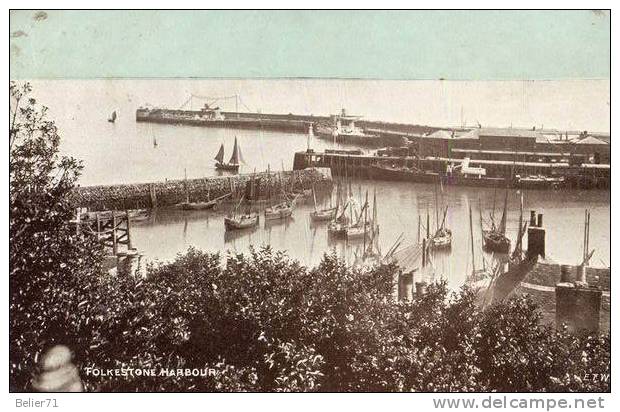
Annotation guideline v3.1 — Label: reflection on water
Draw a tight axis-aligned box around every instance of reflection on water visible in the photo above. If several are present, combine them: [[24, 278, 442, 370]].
[[130, 180, 610, 290]]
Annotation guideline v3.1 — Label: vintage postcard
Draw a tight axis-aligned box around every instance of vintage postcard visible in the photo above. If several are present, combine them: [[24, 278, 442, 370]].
[[8, 7, 612, 405]]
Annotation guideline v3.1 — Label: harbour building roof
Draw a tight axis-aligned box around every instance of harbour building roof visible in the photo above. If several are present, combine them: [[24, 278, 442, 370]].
[[426, 130, 453, 139], [453, 129, 480, 140], [478, 127, 541, 139], [572, 136, 609, 145]]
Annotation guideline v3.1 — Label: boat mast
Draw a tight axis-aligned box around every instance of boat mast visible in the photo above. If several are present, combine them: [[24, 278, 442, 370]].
[[426, 208, 430, 240], [250, 168, 256, 202], [334, 180, 340, 218], [499, 190, 508, 235], [469, 204, 476, 275], [517, 191, 524, 257], [479, 198, 486, 270], [184, 168, 189, 203], [363, 190, 368, 252], [312, 185, 318, 212], [491, 187, 497, 229], [434, 178, 439, 233], [440, 205, 448, 231], [229, 137, 240, 165], [372, 188, 377, 233], [418, 214, 421, 243]]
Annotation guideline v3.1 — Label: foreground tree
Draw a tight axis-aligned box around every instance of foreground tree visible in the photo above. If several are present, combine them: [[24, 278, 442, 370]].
[[9, 82, 103, 390]]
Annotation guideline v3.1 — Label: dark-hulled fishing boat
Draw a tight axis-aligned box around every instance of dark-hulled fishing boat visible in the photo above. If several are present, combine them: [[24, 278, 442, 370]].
[[483, 190, 511, 253], [370, 159, 509, 188]]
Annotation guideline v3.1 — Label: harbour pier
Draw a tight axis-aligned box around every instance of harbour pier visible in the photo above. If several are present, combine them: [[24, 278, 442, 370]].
[[136, 107, 438, 147], [71, 168, 333, 210], [136, 107, 438, 135], [293, 150, 610, 189]]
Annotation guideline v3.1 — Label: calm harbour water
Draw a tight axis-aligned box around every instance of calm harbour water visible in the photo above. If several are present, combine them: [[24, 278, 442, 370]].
[[127, 182, 609, 290], [29, 80, 610, 290]]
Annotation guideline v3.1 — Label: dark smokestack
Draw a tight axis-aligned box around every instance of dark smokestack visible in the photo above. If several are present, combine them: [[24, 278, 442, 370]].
[[527, 211, 545, 259]]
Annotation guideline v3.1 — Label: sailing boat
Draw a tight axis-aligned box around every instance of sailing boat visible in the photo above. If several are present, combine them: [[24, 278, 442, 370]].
[[224, 195, 259, 230], [327, 180, 350, 237], [488, 194, 537, 304], [264, 200, 294, 220], [430, 205, 452, 248], [310, 185, 336, 222], [265, 175, 295, 221], [430, 177, 452, 248], [360, 189, 382, 263], [467, 204, 493, 284], [345, 191, 372, 240], [176, 169, 231, 210], [215, 137, 242, 172], [108, 110, 117, 123], [483, 189, 511, 253]]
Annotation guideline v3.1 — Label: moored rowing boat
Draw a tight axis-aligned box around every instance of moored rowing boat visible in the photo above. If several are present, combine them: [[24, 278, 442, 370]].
[[224, 213, 259, 230]]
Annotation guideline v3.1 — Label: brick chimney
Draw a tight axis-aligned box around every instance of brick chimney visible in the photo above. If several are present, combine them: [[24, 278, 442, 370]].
[[527, 210, 545, 259]]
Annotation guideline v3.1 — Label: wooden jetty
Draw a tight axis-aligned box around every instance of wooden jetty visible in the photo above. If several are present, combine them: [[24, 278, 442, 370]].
[[73, 209, 138, 256], [72, 209, 143, 276]]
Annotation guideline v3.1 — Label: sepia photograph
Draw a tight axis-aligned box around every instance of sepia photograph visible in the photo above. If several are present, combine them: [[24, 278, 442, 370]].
[[7, 7, 613, 406]]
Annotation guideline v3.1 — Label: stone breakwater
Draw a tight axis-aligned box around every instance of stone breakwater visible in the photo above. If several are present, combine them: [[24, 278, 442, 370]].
[[71, 168, 333, 210]]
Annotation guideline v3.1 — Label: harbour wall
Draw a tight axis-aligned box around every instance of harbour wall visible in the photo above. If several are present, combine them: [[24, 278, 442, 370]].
[[71, 168, 333, 210], [136, 108, 439, 136], [293, 151, 610, 189]]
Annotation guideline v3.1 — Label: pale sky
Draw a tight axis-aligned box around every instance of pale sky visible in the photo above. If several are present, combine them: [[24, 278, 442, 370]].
[[30, 79, 610, 133]]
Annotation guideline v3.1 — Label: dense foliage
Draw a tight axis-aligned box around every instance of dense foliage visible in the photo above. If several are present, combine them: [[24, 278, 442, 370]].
[[10, 82, 104, 391], [9, 83, 610, 392]]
